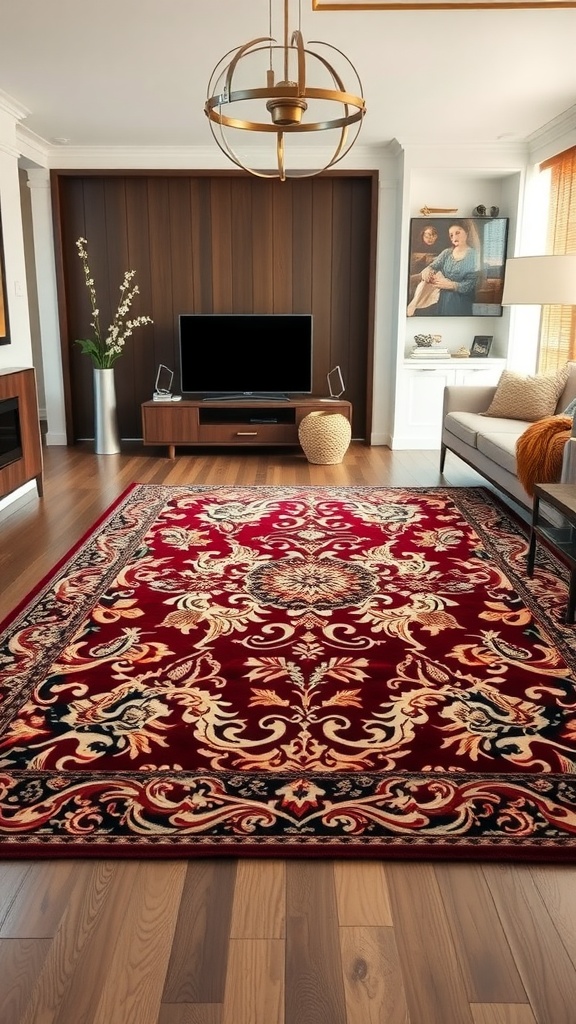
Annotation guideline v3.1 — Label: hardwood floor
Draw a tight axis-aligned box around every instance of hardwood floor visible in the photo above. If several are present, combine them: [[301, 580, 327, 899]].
[[0, 441, 573, 1024]]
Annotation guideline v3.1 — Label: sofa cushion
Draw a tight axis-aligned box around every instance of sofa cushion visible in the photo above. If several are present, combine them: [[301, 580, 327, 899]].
[[444, 411, 531, 449], [482, 366, 570, 422], [477, 431, 521, 475]]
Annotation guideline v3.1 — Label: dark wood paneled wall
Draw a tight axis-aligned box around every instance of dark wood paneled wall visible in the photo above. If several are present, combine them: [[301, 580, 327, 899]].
[[52, 171, 378, 441]]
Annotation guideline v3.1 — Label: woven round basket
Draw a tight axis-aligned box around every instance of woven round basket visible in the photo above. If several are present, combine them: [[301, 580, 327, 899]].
[[298, 411, 352, 464]]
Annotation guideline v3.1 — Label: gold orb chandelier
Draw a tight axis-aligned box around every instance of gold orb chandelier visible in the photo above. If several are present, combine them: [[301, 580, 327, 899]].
[[204, 0, 366, 181]]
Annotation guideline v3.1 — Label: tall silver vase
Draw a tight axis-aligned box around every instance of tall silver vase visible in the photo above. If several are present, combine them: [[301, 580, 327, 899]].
[[93, 367, 121, 455]]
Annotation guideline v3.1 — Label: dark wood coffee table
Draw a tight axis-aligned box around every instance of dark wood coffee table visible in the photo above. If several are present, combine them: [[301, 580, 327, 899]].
[[527, 483, 576, 623]]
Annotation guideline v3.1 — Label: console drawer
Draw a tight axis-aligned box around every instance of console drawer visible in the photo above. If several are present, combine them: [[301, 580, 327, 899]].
[[197, 423, 297, 444]]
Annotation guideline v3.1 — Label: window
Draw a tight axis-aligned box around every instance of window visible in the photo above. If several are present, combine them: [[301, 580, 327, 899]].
[[538, 146, 576, 373]]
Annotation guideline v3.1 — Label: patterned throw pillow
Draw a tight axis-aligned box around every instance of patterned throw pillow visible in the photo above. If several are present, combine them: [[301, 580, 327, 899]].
[[482, 366, 570, 422]]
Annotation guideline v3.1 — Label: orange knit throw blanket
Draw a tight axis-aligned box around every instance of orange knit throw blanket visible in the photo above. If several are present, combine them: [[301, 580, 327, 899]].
[[516, 415, 572, 497]]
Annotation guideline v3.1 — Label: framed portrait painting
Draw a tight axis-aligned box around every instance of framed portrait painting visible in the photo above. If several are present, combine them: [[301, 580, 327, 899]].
[[0, 211, 9, 346], [406, 216, 509, 318]]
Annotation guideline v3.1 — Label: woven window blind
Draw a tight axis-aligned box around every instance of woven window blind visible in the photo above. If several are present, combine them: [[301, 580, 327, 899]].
[[538, 146, 576, 373]]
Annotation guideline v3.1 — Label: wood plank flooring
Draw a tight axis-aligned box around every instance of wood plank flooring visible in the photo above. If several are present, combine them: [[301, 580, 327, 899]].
[[0, 440, 573, 1024]]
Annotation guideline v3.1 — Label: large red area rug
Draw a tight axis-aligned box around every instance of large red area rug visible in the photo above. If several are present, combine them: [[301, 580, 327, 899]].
[[1, 484, 576, 861]]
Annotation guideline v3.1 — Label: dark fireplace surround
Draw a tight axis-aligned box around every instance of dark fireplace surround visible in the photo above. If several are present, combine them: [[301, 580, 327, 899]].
[[0, 368, 43, 501], [0, 396, 23, 471]]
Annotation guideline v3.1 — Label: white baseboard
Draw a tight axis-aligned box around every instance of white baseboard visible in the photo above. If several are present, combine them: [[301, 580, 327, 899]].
[[0, 481, 38, 522], [390, 435, 441, 450]]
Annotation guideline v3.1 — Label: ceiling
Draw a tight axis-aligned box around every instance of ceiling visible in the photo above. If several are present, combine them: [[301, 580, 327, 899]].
[[1, 0, 576, 154]]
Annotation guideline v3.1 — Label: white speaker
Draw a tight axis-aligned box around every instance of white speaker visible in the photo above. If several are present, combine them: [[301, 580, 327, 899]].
[[153, 364, 174, 401], [327, 365, 345, 399]]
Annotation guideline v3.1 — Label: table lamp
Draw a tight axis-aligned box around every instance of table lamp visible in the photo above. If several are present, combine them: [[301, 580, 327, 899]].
[[502, 254, 576, 485], [501, 254, 576, 306]]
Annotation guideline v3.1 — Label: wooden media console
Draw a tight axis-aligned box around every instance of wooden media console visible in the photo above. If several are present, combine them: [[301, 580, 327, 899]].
[[141, 397, 353, 459]]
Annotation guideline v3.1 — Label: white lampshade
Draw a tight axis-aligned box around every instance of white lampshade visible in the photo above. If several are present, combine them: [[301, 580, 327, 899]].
[[502, 255, 576, 306]]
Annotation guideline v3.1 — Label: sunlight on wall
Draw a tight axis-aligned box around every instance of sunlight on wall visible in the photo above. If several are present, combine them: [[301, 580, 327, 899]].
[[506, 165, 551, 374]]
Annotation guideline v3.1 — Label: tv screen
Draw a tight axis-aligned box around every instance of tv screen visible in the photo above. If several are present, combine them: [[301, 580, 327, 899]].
[[179, 314, 313, 398]]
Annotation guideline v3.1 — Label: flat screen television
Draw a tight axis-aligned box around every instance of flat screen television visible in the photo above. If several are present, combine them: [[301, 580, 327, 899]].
[[179, 313, 313, 399]]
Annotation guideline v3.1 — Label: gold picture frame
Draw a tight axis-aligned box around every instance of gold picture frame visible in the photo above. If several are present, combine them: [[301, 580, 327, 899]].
[[313, 0, 576, 10]]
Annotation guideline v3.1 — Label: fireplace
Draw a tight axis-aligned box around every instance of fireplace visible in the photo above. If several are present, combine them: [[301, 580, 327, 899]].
[[0, 396, 22, 471], [0, 368, 43, 500]]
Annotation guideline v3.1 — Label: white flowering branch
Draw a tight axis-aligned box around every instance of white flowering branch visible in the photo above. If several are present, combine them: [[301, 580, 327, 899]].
[[75, 237, 153, 368]]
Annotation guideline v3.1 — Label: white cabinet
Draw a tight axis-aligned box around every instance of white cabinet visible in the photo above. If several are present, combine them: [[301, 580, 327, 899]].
[[395, 365, 454, 446], [392, 358, 505, 449], [456, 364, 504, 388]]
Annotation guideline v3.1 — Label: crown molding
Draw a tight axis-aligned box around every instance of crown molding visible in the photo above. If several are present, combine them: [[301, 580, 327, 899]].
[[397, 139, 529, 169], [0, 89, 29, 123], [16, 125, 50, 168], [527, 104, 576, 164], [46, 144, 221, 169], [41, 141, 392, 173], [0, 92, 30, 159]]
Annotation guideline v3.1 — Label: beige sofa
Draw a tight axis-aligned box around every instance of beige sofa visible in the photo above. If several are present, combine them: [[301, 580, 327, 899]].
[[440, 362, 576, 510]]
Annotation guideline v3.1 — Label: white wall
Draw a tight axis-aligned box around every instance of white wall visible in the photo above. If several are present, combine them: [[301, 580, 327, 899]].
[[0, 99, 38, 515], [0, 104, 33, 371]]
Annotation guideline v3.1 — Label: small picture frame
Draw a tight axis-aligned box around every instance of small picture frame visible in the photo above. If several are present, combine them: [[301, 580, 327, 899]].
[[470, 335, 493, 357]]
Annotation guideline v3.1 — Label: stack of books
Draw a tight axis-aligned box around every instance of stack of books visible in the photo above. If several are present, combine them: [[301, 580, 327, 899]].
[[410, 347, 450, 359]]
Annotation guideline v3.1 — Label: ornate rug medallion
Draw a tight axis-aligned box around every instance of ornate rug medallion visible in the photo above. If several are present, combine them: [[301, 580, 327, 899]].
[[1, 484, 576, 859]]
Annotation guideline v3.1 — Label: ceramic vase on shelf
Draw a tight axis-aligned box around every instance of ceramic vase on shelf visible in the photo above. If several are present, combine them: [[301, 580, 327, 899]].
[[93, 367, 121, 455]]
